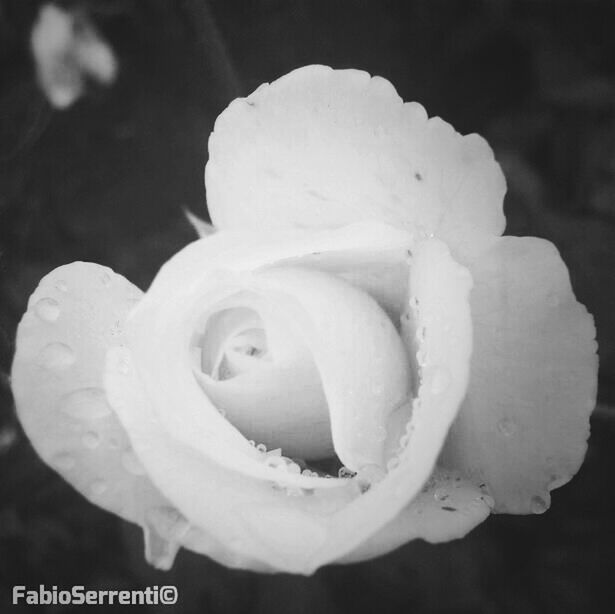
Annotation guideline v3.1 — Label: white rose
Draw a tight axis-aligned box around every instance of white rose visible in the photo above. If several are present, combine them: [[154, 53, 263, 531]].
[[11, 66, 597, 574]]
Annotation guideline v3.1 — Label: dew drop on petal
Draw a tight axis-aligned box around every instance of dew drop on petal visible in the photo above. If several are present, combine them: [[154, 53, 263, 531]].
[[108, 436, 121, 449], [433, 487, 449, 501], [60, 387, 112, 419], [34, 298, 60, 322], [549, 474, 568, 490], [117, 355, 131, 375], [338, 466, 356, 479], [38, 342, 75, 369], [530, 495, 548, 514], [430, 367, 451, 395], [121, 450, 146, 476], [90, 479, 108, 496], [256, 443, 267, 453], [288, 462, 301, 475], [497, 418, 517, 437], [53, 452, 76, 470], [386, 456, 400, 471], [82, 431, 101, 449]]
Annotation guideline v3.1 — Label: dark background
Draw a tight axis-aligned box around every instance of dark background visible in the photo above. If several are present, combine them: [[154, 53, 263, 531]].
[[1, 1, 615, 612]]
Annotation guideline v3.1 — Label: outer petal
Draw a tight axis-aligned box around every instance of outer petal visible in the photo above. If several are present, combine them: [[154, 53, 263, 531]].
[[441, 237, 598, 513], [206, 65, 506, 257], [338, 468, 493, 564], [9, 262, 265, 572], [106, 232, 474, 573]]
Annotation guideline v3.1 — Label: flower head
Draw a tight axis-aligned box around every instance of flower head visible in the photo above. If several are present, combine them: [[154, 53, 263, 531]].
[[11, 66, 597, 574]]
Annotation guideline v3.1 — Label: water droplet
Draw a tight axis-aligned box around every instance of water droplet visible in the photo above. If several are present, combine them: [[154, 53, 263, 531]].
[[265, 456, 286, 469], [90, 479, 107, 496], [101, 272, 112, 287], [356, 464, 385, 485], [59, 388, 111, 420], [285, 486, 305, 497], [55, 280, 68, 293], [256, 443, 267, 453], [530, 495, 548, 514], [497, 418, 516, 437], [82, 431, 101, 449], [287, 462, 301, 475], [248, 440, 256, 447], [122, 450, 146, 476], [108, 436, 121, 449], [416, 349, 428, 366], [386, 456, 400, 471], [53, 452, 76, 470], [117, 355, 130, 375], [415, 326, 427, 343], [34, 298, 60, 322], [549, 475, 567, 490], [399, 433, 409, 448], [430, 367, 451, 395], [433, 487, 449, 501], [338, 466, 356, 479], [38, 342, 75, 369]]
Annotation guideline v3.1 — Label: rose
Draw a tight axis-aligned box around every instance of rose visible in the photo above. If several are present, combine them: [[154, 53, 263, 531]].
[[11, 65, 597, 575]]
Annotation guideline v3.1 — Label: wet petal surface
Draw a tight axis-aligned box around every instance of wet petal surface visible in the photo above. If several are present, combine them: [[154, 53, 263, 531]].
[[441, 236, 598, 513], [106, 230, 473, 573], [206, 65, 506, 258]]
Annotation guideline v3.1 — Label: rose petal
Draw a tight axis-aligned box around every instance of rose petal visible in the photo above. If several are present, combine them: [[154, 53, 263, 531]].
[[338, 468, 493, 564], [106, 233, 473, 573], [11, 263, 149, 518], [248, 266, 412, 470], [441, 237, 598, 513], [194, 296, 334, 459], [206, 65, 506, 258], [10, 261, 280, 571], [9, 264, 183, 560]]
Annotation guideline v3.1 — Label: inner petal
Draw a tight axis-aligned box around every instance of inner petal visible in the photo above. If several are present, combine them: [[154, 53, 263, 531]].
[[194, 298, 335, 460]]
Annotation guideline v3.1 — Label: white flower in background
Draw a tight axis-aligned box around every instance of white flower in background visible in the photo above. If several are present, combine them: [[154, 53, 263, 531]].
[[31, 3, 117, 108], [11, 66, 597, 574]]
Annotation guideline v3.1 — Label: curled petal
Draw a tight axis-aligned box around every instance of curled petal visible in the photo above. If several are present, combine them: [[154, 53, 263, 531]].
[[249, 266, 412, 470], [10, 263, 182, 566], [10, 262, 284, 571], [105, 232, 473, 573], [124, 222, 415, 485], [206, 65, 506, 257], [441, 237, 598, 513]]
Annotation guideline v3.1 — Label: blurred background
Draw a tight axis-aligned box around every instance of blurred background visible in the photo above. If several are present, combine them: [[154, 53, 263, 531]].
[[1, 0, 614, 612]]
